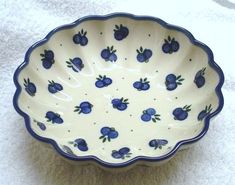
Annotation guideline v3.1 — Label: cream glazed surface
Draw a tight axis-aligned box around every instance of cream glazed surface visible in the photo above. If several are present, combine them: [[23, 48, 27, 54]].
[[13, 13, 224, 169]]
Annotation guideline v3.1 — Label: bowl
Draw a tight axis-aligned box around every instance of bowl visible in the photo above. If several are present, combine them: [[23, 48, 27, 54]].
[[13, 13, 224, 170]]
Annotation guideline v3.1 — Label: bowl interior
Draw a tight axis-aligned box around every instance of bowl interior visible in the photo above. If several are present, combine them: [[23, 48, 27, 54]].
[[16, 17, 220, 164]]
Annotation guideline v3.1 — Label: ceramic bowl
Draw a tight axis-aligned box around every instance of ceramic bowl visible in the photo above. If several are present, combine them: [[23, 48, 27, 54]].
[[13, 13, 224, 169]]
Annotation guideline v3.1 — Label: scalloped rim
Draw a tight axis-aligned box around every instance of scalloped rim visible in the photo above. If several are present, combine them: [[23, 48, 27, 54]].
[[13, 13, 224, 168]]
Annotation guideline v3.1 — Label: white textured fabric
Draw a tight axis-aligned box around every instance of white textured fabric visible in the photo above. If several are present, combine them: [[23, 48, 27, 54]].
[[0, 0, 234, 184]]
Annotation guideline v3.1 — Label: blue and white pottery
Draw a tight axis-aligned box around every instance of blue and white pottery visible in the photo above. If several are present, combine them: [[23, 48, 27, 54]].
[[13, 13, 224, 170]]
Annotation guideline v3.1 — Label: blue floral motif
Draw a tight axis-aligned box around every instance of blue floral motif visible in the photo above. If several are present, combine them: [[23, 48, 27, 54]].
[[173, 105, 191, 121], [99, 127, 119, 142], [45, 111, 63, 124], [101, 46, 117, 62], [194, 67, 206, 88], [165, 74, 184, 91], [112, 147, 131, 159], [149, 139, 168, 149], [68, 138, 88, 152], [73, 29, 88, 46], [95, 75, 112, 88], [74, 101, 93, 114], [48, 80, 63, 94], [162, 36, 179, 54], [133, 78, 150, 91], [141, 108, 160, 122], [198, 104, 212, 121], [113, 24, 129, 41], [111, 97, 129, 111], [40, 50, 55, 69], [136, 46, 152, 63], [66, 57, 84, 72], [24, 78, 36, 96]]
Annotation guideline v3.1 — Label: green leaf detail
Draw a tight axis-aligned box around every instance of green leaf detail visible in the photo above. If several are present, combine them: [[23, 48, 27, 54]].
[[99, 136, 104, 139], [176, 75, 181, 80], [168, 36, 171, 41], [178, 78, 184, 81]]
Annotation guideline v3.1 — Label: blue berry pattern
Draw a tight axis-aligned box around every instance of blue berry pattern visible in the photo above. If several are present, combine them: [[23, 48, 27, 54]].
[[194, 67, 206, 88], [74, 101, 93, 114], [113, 24, 129, 41], [34, 120, 46, 131], [141, 108, 160, 122], [101, 46, 117, 62], [69, 138, 88, 152], [73, 29, 88, 46], [112, 147, 131, 159], [95, 75, 112, 88], [24, 78, 36, 96], [62, 145, 76, 156], [48, 80, 63, 94], [173, 105, 191, 121], [40, 50, 55, 69], [162, 36, 180, 54], [45, 111, 63, 124], [165, 74, 184, 91], [198, 104, 212, 121], [24, 25, 211, 161], [99, 127, 119, 142], [136, 46, 152, 63], [133, 78, 150, 91], [149, 139, 168, 149], [111, 97, 129, 111], [66, 57, 84, 72]]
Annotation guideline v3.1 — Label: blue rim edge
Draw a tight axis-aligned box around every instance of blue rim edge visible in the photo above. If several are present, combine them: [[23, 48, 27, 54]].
[[13, 13, 224, 168]]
